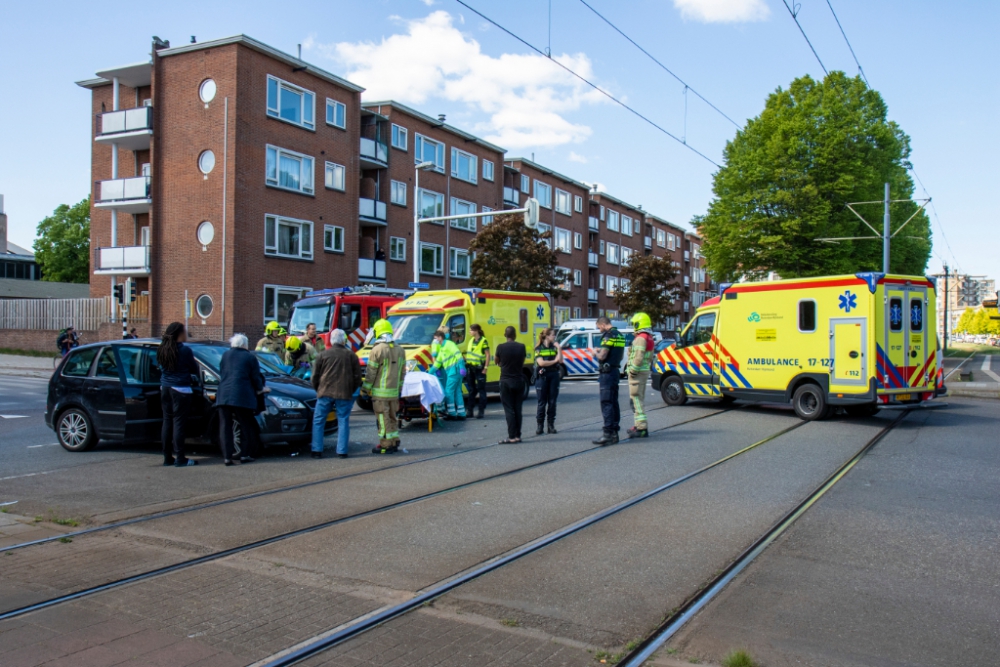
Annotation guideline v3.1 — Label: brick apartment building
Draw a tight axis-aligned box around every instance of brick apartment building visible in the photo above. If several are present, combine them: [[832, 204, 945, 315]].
[[78, 34, 713, 339]]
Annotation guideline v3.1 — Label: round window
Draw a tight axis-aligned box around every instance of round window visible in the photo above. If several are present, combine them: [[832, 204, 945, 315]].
[[196, 294, 214, 319], [199, 78, 217, 103], [198, 150, 215, 174], [196, 221, 215, 246]]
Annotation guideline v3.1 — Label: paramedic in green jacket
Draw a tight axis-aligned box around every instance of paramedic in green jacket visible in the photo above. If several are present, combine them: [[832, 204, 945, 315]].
[[432, 328, 466, 420]]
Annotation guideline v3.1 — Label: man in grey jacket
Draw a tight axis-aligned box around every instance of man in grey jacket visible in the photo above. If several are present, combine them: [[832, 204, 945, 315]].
[[310, 329, 362, 459]]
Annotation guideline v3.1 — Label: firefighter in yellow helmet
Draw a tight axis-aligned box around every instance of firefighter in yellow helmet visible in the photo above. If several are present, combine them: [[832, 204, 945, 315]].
[[362, 319, 407, 454], [284, 334, 315, 373], [626, 312, 655, 438], [256, 321, 286, 355]]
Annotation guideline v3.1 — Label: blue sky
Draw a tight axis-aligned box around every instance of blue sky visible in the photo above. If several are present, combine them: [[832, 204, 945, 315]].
[[1, 0, 996, 277]]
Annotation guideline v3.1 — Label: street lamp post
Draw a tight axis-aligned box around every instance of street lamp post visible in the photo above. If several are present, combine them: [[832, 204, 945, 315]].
[[413, 161, 435, 285]]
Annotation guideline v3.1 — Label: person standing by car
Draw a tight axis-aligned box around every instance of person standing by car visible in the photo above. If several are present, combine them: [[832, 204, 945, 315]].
[[216, 333, 265, 465], [593, 316, 626, 446], [158, 322, 200, 467], [303, 322, 326, 356], [256, 321, 286, 355], [464, 323, 490, 420], [310, 329, 362, 459], [496, 326, 527, 444], [626, 313, 655, 439], [363, 320, 407, 454], [534, 328, 562, 435]]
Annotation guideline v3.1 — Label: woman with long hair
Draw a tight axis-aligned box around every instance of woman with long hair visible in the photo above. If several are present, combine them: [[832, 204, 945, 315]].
[[158, 322, 200, 467], [534, 327, 562, 435]]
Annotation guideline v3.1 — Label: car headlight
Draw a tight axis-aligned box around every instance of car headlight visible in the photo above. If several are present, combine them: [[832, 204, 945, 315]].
[[405, 359, 421, 372], [268, 395, 306, 410]]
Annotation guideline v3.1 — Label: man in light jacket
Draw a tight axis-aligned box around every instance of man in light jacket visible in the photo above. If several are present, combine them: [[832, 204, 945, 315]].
[[310, 329, 362, 459]]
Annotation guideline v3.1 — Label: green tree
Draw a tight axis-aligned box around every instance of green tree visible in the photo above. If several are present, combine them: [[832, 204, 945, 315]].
[[468, 213, 570, 300], [33, 197, 91, 283], [954, 307, 974, 334], [612, 254, 685, 326], [696, 72, 931, 281], [970, 308, 990, 335]]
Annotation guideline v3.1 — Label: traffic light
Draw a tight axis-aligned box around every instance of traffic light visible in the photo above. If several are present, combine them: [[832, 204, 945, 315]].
[[129, 279, 137, 303], [113, 283, 125, 305]]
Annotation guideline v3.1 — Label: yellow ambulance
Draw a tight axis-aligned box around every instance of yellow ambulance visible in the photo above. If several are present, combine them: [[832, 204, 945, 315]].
[[652, 273, 942, 420], [356, 288, 550, 408]]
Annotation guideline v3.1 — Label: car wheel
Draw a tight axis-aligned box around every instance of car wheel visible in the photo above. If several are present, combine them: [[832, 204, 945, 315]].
[[356, 395, 373, 411], [660, 375, 687, 406], [845, 403, 879, 418], [57, 408, 96, 452], [792, 384, 828, 421]]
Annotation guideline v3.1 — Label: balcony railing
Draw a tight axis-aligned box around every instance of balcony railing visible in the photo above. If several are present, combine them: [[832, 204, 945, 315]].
[[588, 251, 599, 268], [503, 187, 519, 206], [96, 107, 153, 150], [588, 288, 598, 303], [358, 258, 387, 281], [94, 245, 151, 276], [359, 138, 388, 166], [684, 250, 690, 262], [644, 236, 652, 249], [359, 197, 387, 223], [588, 216, 599, 232], [95, 176, 151, 213]]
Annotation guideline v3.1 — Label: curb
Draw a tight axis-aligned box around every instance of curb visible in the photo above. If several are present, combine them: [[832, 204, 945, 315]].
[[948, 388, 1000, 400], [0, 369, 53, 379]]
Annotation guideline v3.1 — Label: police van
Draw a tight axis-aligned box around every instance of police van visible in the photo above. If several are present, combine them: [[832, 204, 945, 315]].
[[556, 319, 634, 378], [652, 273, 942, 420]]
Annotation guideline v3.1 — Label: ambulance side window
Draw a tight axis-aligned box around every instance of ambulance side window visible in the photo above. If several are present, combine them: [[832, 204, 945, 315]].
[[519, 309, 528, 334], [685, 312, 716, 346], [447, 315, 466, 344], [889, 298, 903, 332], [910, 299, 923, 331], [798, 300, 816, 332]]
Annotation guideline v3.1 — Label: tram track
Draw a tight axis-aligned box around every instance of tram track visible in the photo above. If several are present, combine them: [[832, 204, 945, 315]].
[[0, 406, 732, 622]]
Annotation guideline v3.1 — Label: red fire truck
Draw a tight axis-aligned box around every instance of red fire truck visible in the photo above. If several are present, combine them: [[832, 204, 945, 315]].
[[287, 286, 411, 350]]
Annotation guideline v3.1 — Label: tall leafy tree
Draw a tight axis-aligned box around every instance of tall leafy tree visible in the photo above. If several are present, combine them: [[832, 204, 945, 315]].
[[612, 254, 685, 326], [697, 72, 931, 281], [954, 307, 974, 334], [468, 213, 570, 300], [33, 197, 91, 283]]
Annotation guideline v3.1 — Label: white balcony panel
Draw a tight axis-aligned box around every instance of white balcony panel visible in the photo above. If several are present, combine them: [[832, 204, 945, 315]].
[[587, 289, 599, 302], [95, 176, 151, 214], [359, 197, 387, 225], [94, 245, 151, 276], [503, 187, 519, 205], [96, 108, 153, 150], [588, 252, 599, 267], [359, 138, 388, 167], [358, 258, 387, 282], [588, 216, 599, 232]]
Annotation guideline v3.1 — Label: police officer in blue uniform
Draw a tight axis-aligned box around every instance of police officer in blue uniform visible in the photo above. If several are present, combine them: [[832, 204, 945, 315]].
[[593, 316, 626, 445]]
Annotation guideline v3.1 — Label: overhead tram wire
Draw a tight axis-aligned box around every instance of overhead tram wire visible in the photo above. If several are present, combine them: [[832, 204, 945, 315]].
[[781, 0, 828, 76], [910, 167, 961, 271], [575, 0, 741, 130], [452, 0, 722, 168], [824, 0, 868, 85]]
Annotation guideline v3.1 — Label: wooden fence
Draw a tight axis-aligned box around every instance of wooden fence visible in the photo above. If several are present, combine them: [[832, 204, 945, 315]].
[[0, 294, 151, 331]]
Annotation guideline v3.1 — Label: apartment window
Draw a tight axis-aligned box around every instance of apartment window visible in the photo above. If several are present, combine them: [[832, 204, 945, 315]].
[[266, 145, 314, 194], [606, 243, 620, 265], [668, 234, 677, 251], [521, 174, 530, 193], [391, 180, 407, 206], [600, 205, 605, 221], [420, 243, 444, 275], [599, 274, 605, 289], [325, 99, 346, 129], [622, 215, 633, 237], [324, 162, 345, 191], [451, 148, 478, 184], [634, 218, 642, 234], [555, 189, 571, 216], [574, 195, 583, 213], [574, 307, 582, 318], [556, 267, 572, 291], [607, 276, 618, 294], [390, 236, 407, 262], [607, 210, 619, 232], [140, 226, 150, 246], [599, 240, 605, 254], [265, 215, 313, 260], [266, 75, 315, 130], [573, 269, 582, 286], [537, 222, 551, 248], [482, 159, 495, 182], [415, 134, 445, 171], [418, 189, 445, 220], [450, 248, 471, 279], [621, 247, 632, 265], [264, 285, 312, 325], [657, 229, 666, 248], [482, 206, 494, 225], [450, 198, 477, 231], [534, 180, 552, 209], [693, 243, 702, 259], [323, 224, 344, 253], [574, 232, 583, 249], [391, 124, 408, 150], [554, 228, 572, 254]]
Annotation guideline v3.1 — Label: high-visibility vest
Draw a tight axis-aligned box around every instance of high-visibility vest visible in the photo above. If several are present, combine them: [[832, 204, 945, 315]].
[[434, 340, 461, 369], [465, 336, 489, 365]]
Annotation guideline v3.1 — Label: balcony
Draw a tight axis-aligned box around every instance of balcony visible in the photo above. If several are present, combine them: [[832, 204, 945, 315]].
[[96, 107, 153, 151], [358, 258, 387, 282], [588, 288, 598, 303], [359, 138, 388, 168], [588, 216, 599, 232], [684, 250, 690, 262], [359, 197, 387, 226], [95, 176, 151, 214], [503, 187, 520, 207], [93, 245, 151, 276], [644, 236, 652, 249], [588, 251, 599, 268]]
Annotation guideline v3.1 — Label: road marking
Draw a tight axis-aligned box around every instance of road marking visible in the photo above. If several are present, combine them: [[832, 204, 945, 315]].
[[981, 355, 1000, 383], [0, 415, 28, 419], [0, 470, 55, 482], [27, 444, 58, 449], [944, 354, 976, 380]]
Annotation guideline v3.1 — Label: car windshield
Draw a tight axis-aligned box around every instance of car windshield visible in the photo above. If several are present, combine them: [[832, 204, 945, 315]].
[[190, 345, 288, 378], [387, 314, 445, 346], [289, 304, 332, 335]]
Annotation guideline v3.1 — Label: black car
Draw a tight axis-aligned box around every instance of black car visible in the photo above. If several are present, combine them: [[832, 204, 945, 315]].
[[45, 340, 335, 453]]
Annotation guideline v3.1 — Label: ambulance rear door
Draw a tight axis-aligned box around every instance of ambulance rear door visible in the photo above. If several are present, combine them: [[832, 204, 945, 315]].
[[882, 283, 929, 392]]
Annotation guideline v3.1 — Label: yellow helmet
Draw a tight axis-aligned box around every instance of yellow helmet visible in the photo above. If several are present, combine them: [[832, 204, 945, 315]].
[[265, 321, 281, 334], [631, 312, 652, 331], [373, 319, 393, 339], [285, 336, 301, 351]]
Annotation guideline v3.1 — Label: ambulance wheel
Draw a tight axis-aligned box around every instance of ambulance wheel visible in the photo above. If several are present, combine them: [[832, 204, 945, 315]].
[[661, 376, 687, 406], [356, 395, 373, 411], [792, 384, 828, 421]]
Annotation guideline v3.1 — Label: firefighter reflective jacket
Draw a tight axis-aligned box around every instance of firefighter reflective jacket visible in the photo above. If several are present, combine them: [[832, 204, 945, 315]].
[[363, 341, 407, 399], [628, 331, 654, 375]]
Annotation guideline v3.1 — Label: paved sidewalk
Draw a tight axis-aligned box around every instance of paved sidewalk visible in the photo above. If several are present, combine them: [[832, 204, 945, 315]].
[[0, 354, 55, 380], [945, 354, 1000, 398]]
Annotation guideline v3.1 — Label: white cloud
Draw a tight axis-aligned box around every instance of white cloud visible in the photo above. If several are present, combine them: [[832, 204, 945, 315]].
[[419, 0, 436, 6], [673, 0, 770, 23], [309, 11, 604, 149], [568, 151, 588, 164]]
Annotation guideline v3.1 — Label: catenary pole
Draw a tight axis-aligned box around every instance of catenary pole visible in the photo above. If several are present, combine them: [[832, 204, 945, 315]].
[[943, 264, 949, 353], [883, 182, 890, 273]]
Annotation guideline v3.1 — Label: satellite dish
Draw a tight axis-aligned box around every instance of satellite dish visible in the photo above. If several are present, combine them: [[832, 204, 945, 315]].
[[524, 198, 539, 229]]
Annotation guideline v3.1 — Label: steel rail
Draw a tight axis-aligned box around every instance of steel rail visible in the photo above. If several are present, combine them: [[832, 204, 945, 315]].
[[0, 408, 731, 622], [253, 420, 807, 667], [617, 411, 909, 667]]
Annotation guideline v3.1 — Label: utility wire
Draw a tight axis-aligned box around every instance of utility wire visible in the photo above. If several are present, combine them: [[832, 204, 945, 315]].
[[824, 0, 868, 85], [910, 167, 961, 271], [576, 0, 741, 129], [453, 0, 721, 168], [781, 0, 828, 76]]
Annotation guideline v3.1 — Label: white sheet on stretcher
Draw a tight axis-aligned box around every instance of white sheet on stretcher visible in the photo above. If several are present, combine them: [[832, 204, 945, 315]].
[[401, 371, 445, 412]]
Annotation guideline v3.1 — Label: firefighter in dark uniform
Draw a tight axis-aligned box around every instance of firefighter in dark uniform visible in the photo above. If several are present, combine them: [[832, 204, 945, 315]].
[[593, 316, 626, 445]]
